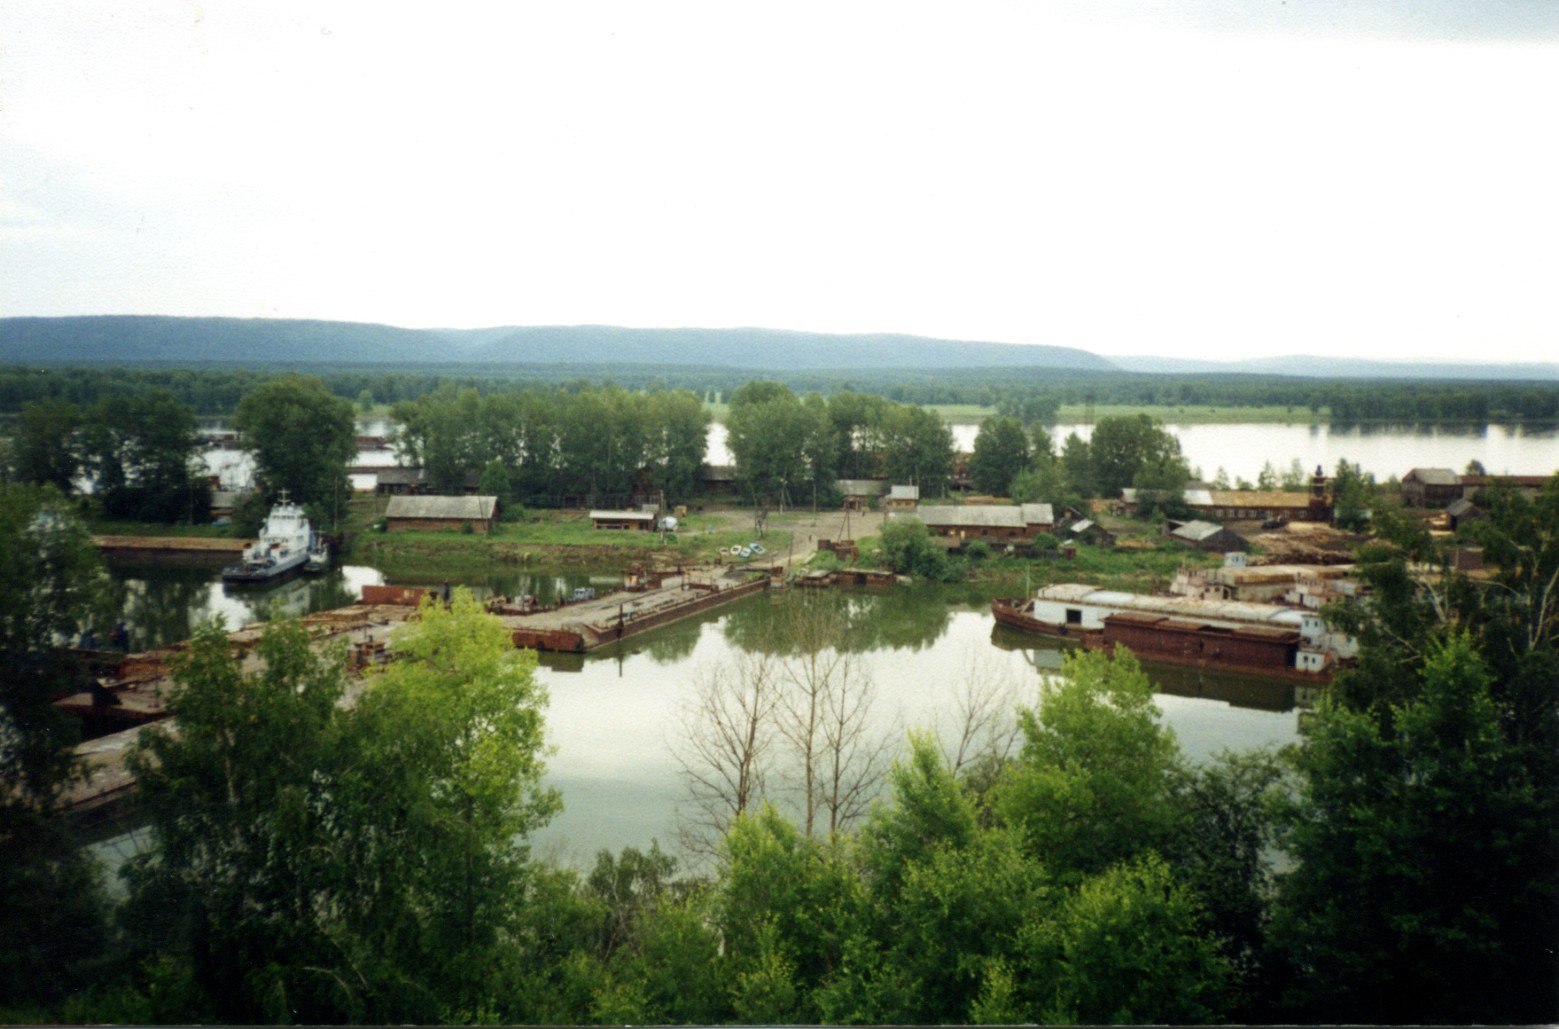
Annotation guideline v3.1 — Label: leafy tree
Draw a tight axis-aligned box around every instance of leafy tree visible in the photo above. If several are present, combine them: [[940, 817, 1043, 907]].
[[876, 516, 949, 580], [1272, 634, 1555, 1024], [1132, 452, 1193, 520], [0, 485, 112, 1006], [9, 398, 82, 491], [233, 375, 356, 511], [1330, 457, 1374, 531], [1021, 853, 1232, 1024], [877, 404, 955, 497], [344, 590, 560, 1015], [79, 391, 209, 522], [1058, 430, 1095, 498], [968, 416, 1030, 496], [478, 458, 512, 504], [996, 648, 1182, 881], [718, 806, 861, 1023], [124, 619, 356, 1023], [1087, 413, 1184, 497], [125, 592, 560, 1022], [726, 381, 825, 507]]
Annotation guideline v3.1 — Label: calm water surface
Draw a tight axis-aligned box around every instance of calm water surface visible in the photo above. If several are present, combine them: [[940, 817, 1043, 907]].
[[103, 567, 1302, 869]]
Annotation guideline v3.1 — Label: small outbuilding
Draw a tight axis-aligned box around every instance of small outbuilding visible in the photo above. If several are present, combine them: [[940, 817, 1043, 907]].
[[1169, 519, 1248, 553], [1401, 468, 1462, 507], [384, 495, 498, 535], [885, 485, 920, 511], [1444, 498, 1489, 531], [835, 479, 889, 511], [590, 509, 656, 531]]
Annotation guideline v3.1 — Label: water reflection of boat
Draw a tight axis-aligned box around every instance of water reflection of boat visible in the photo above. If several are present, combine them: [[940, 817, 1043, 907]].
[[221, 500, 314, 585]]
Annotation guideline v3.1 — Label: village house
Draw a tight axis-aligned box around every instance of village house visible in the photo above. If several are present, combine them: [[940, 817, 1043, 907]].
[[383, 495, 498, 535], [1067, 518, 1116, 547], [375, 467, 430, 495], [700, 464, 738, 496], [898, 502, 1054, 546], [885, 485, 920, 511], [834, 479, 888, 511], [1401, 468, 1462, 507]]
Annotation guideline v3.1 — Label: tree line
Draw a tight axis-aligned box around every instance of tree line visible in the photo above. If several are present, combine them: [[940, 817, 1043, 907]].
[[0, 377, 358, 530], [7, 364, 1559, 425], [390, 385, 710, 506], [2, 476, 1554, 1023]]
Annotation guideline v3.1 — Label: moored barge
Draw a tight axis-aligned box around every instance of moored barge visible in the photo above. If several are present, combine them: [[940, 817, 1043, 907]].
[[993, 583, 1353, 681]]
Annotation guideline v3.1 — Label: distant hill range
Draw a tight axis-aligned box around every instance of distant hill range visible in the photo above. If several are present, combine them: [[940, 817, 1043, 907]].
[[1111, 353, 1559, 382], [1, 315, 1553, 381], [0, 316, 1112, 373]]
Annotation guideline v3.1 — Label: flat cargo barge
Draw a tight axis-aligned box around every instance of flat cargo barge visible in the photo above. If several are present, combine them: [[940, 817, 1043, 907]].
[[501, 570, 768, 653]]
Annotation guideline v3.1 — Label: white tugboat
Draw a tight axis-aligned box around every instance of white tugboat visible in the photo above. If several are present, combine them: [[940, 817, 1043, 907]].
[[222, 496, 316, 584]]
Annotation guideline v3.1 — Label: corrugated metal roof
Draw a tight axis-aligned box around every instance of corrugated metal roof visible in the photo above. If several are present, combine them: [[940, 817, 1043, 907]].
[[1172, 520, 1227, 541], [914, 505, 1025, 528], [590, 509, 655, 521], [888, 485, 920, 501], [385, 495, 497, 520], [1206, 490, 1313, 508], [1020, 503, 1054, 526], [1035, 583, 1310, 629], [1406, 468, 1459, 485], [835, 479, 889, 496], [377, 467, 428, 485]]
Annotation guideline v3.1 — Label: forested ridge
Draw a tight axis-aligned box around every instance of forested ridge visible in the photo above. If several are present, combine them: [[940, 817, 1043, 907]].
[[5, 362, 1559, 425]]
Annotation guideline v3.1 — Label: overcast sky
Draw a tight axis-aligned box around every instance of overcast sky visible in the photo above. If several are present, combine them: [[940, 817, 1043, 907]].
[[3, 2, 1557, 363]]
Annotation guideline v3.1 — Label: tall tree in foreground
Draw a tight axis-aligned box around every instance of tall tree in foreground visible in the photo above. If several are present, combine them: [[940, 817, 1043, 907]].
[[125, 592, 559, 1022], [340, 590, 560, 1018], [0, 485, 111, 1008], [1271, 479, 1559, 1023]]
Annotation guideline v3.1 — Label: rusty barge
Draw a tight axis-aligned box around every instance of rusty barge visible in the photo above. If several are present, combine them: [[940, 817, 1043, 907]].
[[992, 584, 1355, 682]]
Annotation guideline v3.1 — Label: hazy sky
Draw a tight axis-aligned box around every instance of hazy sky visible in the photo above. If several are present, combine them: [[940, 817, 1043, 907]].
[[4, 2, 1557, 362]]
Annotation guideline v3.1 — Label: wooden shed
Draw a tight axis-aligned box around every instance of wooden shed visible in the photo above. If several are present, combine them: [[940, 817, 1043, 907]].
[[1169, 519, 1248, 553], [591, 509, 656, 531], [384, 495, 498, 535]]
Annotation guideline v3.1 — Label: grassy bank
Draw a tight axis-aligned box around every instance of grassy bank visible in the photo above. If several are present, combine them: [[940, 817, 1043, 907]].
[[350, 506, 794, 571]]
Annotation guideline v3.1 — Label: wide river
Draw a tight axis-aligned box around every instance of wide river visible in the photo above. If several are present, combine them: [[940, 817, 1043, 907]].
[[205, 419, 1559, 492]]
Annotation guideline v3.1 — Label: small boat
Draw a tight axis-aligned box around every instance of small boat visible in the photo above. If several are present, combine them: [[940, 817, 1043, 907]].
[[222, 498, 315, 585], [304, 535, 330, 574]]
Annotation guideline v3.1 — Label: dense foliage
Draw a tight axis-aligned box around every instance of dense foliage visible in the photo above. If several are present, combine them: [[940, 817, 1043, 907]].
[[5, 391, 210, 522], [7, 363, 1559, 424], [393, 384, 709, 506], [725, 384, 955, 505]]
